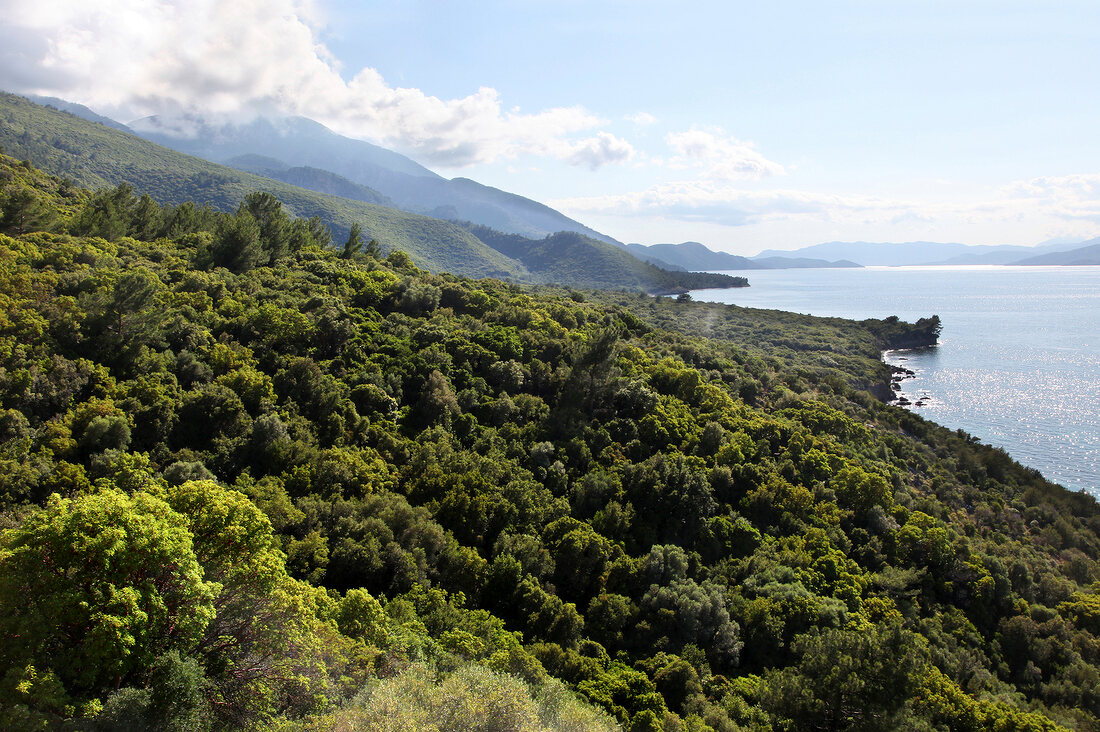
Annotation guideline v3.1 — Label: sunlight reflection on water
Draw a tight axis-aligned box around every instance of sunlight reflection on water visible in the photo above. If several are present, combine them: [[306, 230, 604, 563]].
[[692, 265, 1100, 496]]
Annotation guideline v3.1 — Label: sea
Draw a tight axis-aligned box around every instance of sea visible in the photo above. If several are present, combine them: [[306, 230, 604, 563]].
[[689, 265, 1100, 498]]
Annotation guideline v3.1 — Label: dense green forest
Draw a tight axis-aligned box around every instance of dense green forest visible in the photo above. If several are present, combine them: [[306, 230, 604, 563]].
[[2, 153, 1100, 731]]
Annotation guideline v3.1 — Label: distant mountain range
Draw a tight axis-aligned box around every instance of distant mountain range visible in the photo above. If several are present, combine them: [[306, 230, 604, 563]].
[[0, 92, 747, 292], [1012, 238, 1100, 266], [634, 236, 1100, 272], [626, 241, 858, 271], [753, 239, 1096, 267], [17, 93, 1099, 274]]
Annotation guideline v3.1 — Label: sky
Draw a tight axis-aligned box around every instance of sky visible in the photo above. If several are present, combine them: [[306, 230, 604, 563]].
[[2, 0, 1099, 254]]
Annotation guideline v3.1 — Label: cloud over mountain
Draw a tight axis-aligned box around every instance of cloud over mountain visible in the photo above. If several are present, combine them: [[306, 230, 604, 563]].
[[0, 0, 628, 170]]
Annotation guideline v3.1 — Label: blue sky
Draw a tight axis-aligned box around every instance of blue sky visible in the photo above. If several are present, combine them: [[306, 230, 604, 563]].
[[2, 0, 1099, 253]]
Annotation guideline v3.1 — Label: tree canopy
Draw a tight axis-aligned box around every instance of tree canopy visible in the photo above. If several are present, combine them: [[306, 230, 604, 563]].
[[0, 153, 1097, 731]]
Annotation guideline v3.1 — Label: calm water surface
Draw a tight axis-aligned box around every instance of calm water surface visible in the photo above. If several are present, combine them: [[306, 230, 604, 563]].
[[689, 266, 1100, 497]]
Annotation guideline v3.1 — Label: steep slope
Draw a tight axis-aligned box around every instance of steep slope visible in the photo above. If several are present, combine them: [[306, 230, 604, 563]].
[[227, 155, 394, 207], [0, 92, 525, 279], [131, 113, 619, 243]]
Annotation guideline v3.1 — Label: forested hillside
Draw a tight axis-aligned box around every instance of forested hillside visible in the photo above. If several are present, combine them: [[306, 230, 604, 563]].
[[130, 112, 619, 244], [0, 93, 523, 280], [1, 93, 742, 294], [2, 155, 1100, 731], [465, 225, 748, 294]]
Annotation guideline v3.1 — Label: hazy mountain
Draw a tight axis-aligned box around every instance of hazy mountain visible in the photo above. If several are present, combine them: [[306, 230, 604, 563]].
[[27, 94, 132, 132], [0, 92, 525, 279], [755, 239, 1092, 267], [1011, 238, 1100, 266], [752, 256, 861, 269], [922, 240, 1088, 265], [920, 247, 1041, 266], [1, 93, 730, 292], [753, 241, 979, 266], [627, 241, 859, 271], [227, 155, 393, 207], [130, 113, 617, 243]]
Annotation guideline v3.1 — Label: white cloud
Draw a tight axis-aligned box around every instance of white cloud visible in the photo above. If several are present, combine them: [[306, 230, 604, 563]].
[[553, 171, 1100, 239], [1004, 174, 1100, 222], [561, 132, 635, 171], [0, 0, 631, 169], [665, 127, 786, 180], [626, 111, 657, 126], [553, 181, 907, 227]]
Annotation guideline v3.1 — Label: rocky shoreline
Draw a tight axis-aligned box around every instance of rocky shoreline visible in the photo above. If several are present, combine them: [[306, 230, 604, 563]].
[[885, 352, 931, 408]]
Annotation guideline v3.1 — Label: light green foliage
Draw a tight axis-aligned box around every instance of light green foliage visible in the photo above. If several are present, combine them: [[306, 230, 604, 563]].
[[0, 490, 215, 695], [342, 663, 618, 732], [337, 589, 391, 647]]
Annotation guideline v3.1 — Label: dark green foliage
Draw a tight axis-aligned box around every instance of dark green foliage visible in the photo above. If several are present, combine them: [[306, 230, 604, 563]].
[[0, 155, 1097, 731], [97, 652, 213, 732], [865, 314, 942, 349], [0, 185, 54, 235], [761, 622, 925, 731], [342, 221, 364, 259], [211, 210, 264, 272]]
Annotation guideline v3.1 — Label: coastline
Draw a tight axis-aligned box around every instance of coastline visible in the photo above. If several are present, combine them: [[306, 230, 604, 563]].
[[882, 348, 933, 409]]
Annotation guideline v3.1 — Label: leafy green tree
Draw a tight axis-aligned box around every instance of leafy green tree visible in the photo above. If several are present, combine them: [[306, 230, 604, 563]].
[[97, 267, 164, 352], [364, 236, 383, 259], [96, 651, 213, 732], [70, 183, 137, 240], [0, 490, 216, 699], [164, 480, 339, 724]]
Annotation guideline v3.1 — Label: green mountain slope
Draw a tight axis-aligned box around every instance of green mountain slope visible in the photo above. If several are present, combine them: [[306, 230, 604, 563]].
[[627, 241, 761, 270], [226, 154, 395, 207], [131, 112, 620, 243], [0, 93, 741, 291], [0, 92, 525, 279], [466, 225, 748, 293]]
